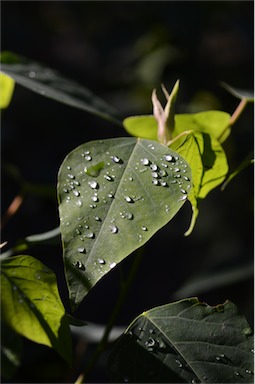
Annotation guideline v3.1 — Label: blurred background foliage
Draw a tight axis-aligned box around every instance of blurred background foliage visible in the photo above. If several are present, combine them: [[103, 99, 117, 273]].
[[1, 1, 254, 382]]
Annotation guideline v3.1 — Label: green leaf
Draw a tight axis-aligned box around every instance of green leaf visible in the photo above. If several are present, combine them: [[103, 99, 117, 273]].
[[0, 72, 15, 109], [170, 131, 228, 235], [108, 298, 254, 383], [1, 321, 22, 379], [123, 110, 231, 143], [221, 157, 254, 191], [0, 52, 121, 125], [221, 82, 254, 102], [57, 137, 192, 310], [0, 255, 72, 365]]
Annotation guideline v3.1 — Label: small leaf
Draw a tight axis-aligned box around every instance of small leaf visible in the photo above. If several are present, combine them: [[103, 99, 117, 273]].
[[0, 72, 15, 109], [1, 321, 22, 379], [109, 298, 254, 383], [1, 255, 72, 365], [58, 137, 192, 310], [221, 157, 254, 191], [221, 82, 254, 102], [1, 52, 121, 125]]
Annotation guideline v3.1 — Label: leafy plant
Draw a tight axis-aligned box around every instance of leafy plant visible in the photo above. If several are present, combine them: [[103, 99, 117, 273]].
[[1, 53, 254, 383]]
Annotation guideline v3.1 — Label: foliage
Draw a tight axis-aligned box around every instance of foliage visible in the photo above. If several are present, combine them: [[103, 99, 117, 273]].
[[0, 54, 254, 383]]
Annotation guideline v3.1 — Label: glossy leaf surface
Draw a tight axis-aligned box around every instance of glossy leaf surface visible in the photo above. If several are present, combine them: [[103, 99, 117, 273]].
[[109, 298, 254, 383], [1, 255, 72, 364], [58, 138, 192, 309]]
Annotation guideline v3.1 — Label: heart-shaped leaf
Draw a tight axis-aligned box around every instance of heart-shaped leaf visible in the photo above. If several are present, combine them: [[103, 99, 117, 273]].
[[108, 298, 254, 383], [57, 138, 192, 310], [0, 255, 72, 365]]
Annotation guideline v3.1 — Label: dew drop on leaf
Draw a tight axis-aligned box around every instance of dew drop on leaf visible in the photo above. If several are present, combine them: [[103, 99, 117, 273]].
[[110, 262, 117, 269], [124, 196, 133, 203], [67, 173, 75, 179], [111, 155, 122, 163], [98, 258, 106, 265], [110, 225, 118, 234], [73, 260, 85, 270], [77, 247, 86, 253], [141, 225, 147, 231], [141, 158, 150, 166], [150, 163, 158, 171]]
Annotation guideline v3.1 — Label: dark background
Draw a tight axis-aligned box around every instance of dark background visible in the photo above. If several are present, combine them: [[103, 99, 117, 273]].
[[1, 1, 254, 382]]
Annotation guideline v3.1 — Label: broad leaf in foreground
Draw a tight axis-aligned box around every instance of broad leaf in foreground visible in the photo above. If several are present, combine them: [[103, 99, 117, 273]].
[[58, 138, 192, 310], [1, 255, 72, 364], [108, 298, 254, 383]]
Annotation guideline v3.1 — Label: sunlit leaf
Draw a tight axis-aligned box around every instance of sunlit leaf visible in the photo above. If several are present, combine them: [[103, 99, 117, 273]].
[[109, 298, 254, 383], [57, 138, 192, 310], [1, 52, 121, 125], [0, 72, 15, 109], [170, 131, 228, 235], [0, 255, 72, 364], [124, 110, 231, 143]]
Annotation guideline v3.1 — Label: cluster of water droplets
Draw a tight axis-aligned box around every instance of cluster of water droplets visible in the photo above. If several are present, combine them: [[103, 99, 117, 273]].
[[60, 142, 192, 278]]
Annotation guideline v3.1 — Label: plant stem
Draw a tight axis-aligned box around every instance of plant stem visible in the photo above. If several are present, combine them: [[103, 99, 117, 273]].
[[167, 130, 191, 147], [229, 98, 248, 126], [78, 248, 144, 383]]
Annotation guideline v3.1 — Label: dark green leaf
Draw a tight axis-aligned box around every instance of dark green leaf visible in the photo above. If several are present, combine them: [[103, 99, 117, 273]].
[[58, 138, 192, 310], [1, 255, 72, 365], [109, 298, 254, 383], [1, 52, 121, 125], [1, 321, 23, 379]]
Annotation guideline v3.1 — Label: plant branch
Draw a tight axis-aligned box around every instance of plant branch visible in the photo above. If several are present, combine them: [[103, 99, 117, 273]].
[[167, 130, 192, 147], [77, 248, 144, 383], [229, 98, 248, 126]]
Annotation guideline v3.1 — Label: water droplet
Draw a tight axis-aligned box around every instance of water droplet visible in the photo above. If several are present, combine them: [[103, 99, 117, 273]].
[[73, 190, 80, 197], [150, 163, 158, 171], [159, 169, 167, 177], [85, 232, 95, 239], [141, 225, 147, 231], [245, 369, 253, 374], [174, 174, 181, 178], [63, 188, 68, 193], [175, 359, 183, 368], [111, 155, 122, 163], [91, 195, 98, 202], [88, 180, 98, 189], [73, 260, 85, 270], [110, 262, 116, 269], [191, 379, 197, 384], [110, 225, 118, 234], [67, 173, 75, 179], [173, 167, 180, 172], [128, 176, 133, 181], [145, 337, 155, 347], [84, 161, 104, 177], [104, 174, 113, 181], [180, 189, 187, 194], [159, 340, 166, 349], [97, 258, 105, 265], [183, 176, 190, 181], [94, 215, 101, 221], [76, 199, 83, 207], [152, 179, 159, 186], [151, 171, 159, 178], [124, 196, 133, 203], [75, 229, 81, 235], [179, 195, 188, 201], [108, 193, 114, 198], [141, 158, 150, 165], [148, 329, 154, 334], [165, 205, 170, 212], [29, 70, 36, 78], [77, 247, 86, 253], [164, 154, 173, 162], [160, 180, 168, 187], [234, 371, 240, 376]]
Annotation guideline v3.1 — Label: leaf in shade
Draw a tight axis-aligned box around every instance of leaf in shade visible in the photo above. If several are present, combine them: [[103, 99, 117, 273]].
[[57, 137, 192, 310], [1, 255, 72, 365], [1, 321, 23, 379], [108, 298, 254, 383], [0, 51, 121, 125]]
